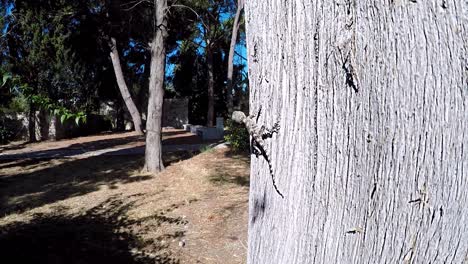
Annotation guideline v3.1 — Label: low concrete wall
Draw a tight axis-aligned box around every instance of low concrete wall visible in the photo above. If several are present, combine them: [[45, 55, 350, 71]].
[[186, 117, 225, 140]]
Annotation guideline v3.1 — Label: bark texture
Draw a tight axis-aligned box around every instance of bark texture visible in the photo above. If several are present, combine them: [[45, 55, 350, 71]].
[[109, 37, 143, 135], [245, 1, 467, 263], [144, 0, 167, 173], [27, 103, 36, 142], [206, 44, 215, 126], [226, 0, 244, 114]]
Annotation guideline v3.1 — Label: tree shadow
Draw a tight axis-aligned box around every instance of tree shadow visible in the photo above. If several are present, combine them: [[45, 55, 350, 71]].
[[0, 131, 209, 160], [0, 196, 182, 264], [0, 157, 53, 170], [222, 148, 250, 161], [0, 135, 144, 160], [0, 151, 197, 216], [208, 149, 250, 187], [161, 130, 192, 137], [0, 141, 30, 152], [209, 172, 250, 187], [66, 135, 144, 151]]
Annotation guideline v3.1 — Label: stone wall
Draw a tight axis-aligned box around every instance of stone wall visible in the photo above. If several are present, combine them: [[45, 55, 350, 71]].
[[4, 112, 112, 142], [1, 113, 30, 141], [3, 98, 189, 142], [99, 98, 189, 130], [162, 98, 188, 129]]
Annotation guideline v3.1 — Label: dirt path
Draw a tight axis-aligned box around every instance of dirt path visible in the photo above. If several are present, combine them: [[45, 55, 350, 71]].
[[0, 130, 221, 160], [0, 146, 249, 263]]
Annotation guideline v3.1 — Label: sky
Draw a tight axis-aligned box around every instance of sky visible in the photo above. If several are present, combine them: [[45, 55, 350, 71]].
[[165, 10, 248, 78], [2, 4, 14, 34]]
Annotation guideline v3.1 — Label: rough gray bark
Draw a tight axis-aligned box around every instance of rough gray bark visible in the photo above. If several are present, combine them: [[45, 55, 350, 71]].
[[109, 37, 144, 135], [206, 43, 215, 126], [27, 103, 36, 142], [143, 0, 167, 173], [226, 0, 244, 114], [245, 1, 467, 263]]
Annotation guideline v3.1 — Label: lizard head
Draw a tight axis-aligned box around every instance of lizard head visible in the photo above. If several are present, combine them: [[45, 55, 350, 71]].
[[231, 111, 246, 123]]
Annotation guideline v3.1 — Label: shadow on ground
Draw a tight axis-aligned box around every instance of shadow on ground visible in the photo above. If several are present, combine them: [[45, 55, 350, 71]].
[[0, 197, 181, 264], [209, 149, 250, 187], [0, 131, 204, 160], [0, 151, 197, 215], [0, 135, 144, 160], [0, 141, 30, 152]]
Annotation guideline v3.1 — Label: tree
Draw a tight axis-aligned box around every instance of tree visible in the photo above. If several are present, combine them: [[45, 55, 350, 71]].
[[99, 0, 156, 135], [226, 0, 243, 114], [168, 39, 208, 124], [143, 0, 167, 173], [245, 1, 467, 263], [109, 37, 143, 134], [187, 0, 231, 126], [1, 1, 94, 141]]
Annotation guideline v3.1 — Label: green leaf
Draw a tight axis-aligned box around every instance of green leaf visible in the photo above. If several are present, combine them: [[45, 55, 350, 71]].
[[2, 74, 12, 87], [60, 115, 66, 124], [75, 116, 80, 125]]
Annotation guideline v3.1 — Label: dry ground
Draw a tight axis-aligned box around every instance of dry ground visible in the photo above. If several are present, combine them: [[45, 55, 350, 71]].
[[0, 145, 250, 264], [0, 129, 211, 156]]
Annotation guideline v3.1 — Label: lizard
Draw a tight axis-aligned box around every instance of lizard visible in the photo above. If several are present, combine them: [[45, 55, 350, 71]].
[[231, 107, 284, 198]]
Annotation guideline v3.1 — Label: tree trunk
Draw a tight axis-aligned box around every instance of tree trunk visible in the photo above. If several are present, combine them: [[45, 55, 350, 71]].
[[206, 44, 215, 126], [109, 37, 143, 135], [226, 0, 244, 114], [27, 102, 36, 142], [245, 1, 467, 263], [143, 0, 167, 173]]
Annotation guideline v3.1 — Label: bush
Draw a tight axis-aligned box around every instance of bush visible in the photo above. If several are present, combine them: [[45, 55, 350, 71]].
[[0, 115, 25, 144], [0, 123, 15, 144], [224, 119, 249, 152]]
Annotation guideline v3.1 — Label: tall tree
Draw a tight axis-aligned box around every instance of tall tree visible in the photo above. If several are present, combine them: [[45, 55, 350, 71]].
[[205, 39, 215, 126], [226, 0, 243, 114], [245, 1, 467, 263], [168, 39, 208, 124], [191, 0, 231, 126], [100, 0, 155, 134], [109, 37, 143, 134], [1, 1, 96, 141], [143, 0, 167, 173]]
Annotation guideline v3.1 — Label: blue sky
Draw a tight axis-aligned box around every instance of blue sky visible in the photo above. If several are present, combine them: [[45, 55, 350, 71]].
[[165, 39, 247, 78], [2, 4, 13, 34], [165, 10, 247, 78]]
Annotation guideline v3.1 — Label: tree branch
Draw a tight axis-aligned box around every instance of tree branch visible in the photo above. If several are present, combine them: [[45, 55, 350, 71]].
[[167, 4, 208, 31]]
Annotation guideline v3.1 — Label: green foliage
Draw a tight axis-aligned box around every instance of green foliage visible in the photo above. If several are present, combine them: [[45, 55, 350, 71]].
[[224, 119, 249, 152], [1, 96, 28, 114], [1, 1, 109, 114], [2, 74, 12, 87], [1, 0, 248, 135], [200, 145, 214, 153], [2, 72, 87, 125], [31, 94, 87, 125], [0, 115, 24, 145], [0, 126, 14, 144]]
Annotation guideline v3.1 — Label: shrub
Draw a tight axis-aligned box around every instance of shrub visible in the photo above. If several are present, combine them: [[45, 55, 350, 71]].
[[0, 122, 15, 144], [224, 119, 249, 152]]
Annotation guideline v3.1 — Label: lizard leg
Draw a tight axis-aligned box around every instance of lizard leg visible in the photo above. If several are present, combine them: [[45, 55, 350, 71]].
[[262, 122, 280, 139], [251, 138, 261, 157]]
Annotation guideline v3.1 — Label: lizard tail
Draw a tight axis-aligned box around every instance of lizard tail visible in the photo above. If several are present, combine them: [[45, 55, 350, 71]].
[[263, 154, 284, 199]]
